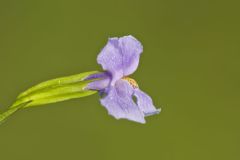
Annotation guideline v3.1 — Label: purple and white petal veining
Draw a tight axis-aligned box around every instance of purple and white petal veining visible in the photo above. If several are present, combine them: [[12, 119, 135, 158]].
[[100, 80, 145, 123], [97, 35, 143, 85], [134, 88, 161, 116]]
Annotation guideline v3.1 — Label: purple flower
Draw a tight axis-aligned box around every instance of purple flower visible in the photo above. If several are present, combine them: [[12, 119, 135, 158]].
[[86, 35, 160, 123]]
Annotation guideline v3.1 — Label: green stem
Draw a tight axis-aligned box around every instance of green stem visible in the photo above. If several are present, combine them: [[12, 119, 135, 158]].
[[0, 102, 29, 124]]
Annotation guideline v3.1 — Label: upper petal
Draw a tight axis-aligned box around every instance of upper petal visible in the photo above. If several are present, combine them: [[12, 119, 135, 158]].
[[133, 88, 161, 116], [100, 80, 145, 124], [97, 35, 143, 85]]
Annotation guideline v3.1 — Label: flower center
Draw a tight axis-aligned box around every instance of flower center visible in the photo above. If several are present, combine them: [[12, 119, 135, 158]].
[[122, 77, 139, 89]]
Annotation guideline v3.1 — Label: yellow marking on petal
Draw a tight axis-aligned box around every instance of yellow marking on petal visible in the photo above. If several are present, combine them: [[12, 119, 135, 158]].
[[122, 77, 139, 89]]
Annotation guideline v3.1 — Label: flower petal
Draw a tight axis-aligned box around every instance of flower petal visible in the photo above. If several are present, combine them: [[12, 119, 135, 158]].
[[85, 72, 111, 90], [133, 88, 161, 116], [84, 72, 110, 81], [97, 35, 143, 85], [100, 80, 145, 123]]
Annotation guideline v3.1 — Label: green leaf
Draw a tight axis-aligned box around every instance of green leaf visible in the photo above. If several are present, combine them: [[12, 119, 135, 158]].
[[17, 71, 100, 99]]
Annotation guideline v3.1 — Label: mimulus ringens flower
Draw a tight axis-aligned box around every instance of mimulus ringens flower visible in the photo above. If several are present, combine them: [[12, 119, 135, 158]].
[[0, 35, 160, 125], [86, 35, 160, 123]]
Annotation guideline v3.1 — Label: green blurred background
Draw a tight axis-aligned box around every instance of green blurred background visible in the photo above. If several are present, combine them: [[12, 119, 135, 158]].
[[0, 0, 239, 159]]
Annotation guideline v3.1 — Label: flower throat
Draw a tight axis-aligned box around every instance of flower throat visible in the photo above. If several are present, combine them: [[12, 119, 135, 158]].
[[122, 77, 139, 89]]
